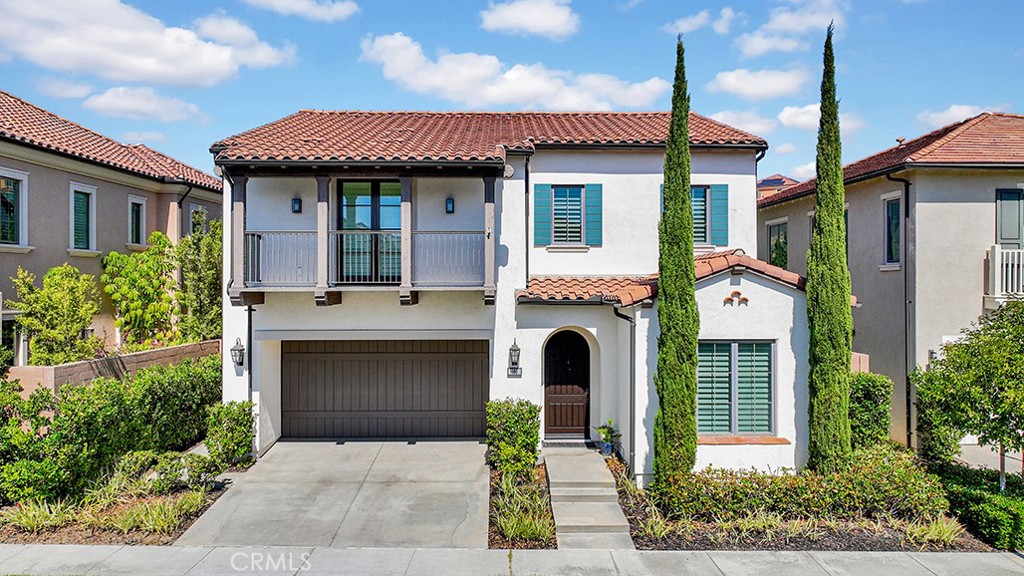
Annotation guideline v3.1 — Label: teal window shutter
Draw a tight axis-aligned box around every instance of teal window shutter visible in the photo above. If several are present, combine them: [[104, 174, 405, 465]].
[[996, 189, 1023, 249], [691, 187, 707, 243], [709, 184, 729, 246], [534, 183, 552, 246], [660, 183, 664, 215], [736, 343, 772, 433], [697, 342, 732, 433], [73, 191, 90, 250], [584, 183, 602, 246]]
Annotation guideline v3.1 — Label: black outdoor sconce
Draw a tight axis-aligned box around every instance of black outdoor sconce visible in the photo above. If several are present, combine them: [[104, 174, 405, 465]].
[[291, 197, 302, 213], [507, 339, 521, 377], [445, 197, 455, 214], [230, 338, 245, 367]]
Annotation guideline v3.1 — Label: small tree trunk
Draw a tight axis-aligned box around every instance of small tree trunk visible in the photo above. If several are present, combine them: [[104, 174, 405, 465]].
[[1000, 443, 1007, 493]]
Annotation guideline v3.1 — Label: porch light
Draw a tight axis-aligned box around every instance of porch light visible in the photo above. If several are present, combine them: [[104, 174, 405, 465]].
[[507, 340, 521, 377], [230, 338, 245, 367], [445, 197, 455, 214], [291, 197, 302, 213]]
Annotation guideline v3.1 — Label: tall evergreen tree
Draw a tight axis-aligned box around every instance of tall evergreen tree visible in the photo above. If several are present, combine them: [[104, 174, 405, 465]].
[[653, 36, 699, 485], [806, 24, 853, 474]]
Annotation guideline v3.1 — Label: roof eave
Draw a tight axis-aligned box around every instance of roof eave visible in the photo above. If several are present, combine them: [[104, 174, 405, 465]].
[[214, 158, 506, 169]]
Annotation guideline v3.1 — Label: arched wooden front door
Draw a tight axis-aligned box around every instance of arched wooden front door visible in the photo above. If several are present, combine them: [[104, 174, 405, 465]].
[[544, 330, 590, 437]]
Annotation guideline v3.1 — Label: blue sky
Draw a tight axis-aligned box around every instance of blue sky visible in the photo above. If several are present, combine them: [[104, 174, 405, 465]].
[[0, 0, 1020, 180]]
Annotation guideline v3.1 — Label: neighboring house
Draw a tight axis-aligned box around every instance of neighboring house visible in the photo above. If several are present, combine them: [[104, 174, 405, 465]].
[[757, 112, 1024, 447], [757, 174, 799, 200], [0, 90, 222, 354], [215, 110, 810, 481]]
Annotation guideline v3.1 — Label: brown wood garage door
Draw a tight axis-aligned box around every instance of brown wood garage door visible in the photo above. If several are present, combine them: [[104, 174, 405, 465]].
[[281, 340, 488, 438]]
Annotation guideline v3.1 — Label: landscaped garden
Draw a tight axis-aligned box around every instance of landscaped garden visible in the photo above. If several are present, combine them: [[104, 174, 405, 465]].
[[0, 355, 254, 544]]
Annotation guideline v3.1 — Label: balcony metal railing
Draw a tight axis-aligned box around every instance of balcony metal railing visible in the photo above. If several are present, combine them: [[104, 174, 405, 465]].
[[244, 231, 316, 286], [412, 231, 486, 286], [989, 245, 1024, 298], [329, 230, 402, 284]]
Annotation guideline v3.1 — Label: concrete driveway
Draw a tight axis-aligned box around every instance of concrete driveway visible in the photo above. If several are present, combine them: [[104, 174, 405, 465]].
[[176, 440, 489, 549]]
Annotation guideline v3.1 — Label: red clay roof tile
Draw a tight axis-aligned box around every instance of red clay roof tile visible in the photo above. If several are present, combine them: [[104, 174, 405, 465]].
[[211, 110, 768, 164], [0, 90, 221, 192]]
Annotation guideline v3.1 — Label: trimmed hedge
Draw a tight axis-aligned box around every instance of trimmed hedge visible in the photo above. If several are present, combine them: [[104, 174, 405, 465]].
[[932, 462, 1024, 549], [652, 445, 947, 521], [849, 372, 892, 450], [206, 401, 255, 467], [485, 398, 541, 479]]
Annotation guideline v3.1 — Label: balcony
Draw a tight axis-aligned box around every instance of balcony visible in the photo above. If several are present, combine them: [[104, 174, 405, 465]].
[[985, 245, 1024, 309]]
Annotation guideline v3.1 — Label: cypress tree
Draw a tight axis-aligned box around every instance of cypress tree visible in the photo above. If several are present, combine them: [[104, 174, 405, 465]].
[[653, 36, 698, 485], [806, 24, 853, 474]]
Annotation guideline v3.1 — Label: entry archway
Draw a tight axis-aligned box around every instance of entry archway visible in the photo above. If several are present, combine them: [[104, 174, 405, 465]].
[[543, 330, 591, 437]]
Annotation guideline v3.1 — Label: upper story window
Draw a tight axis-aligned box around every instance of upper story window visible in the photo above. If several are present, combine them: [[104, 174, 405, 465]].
[[189, 203, 209, 235], [69, 182, 97, 252], [128, 195, 146, 245], [1, 175, 22, 245], [697, 341, 774, 434], [552, 185, 584, 244], [661, 183, 729, 246], [691, 186, 708, 243], [766, 219, 788, 269], [996, 188, 1022, 249], [884, 197, 901, 264], [533, 183, 602, 248]]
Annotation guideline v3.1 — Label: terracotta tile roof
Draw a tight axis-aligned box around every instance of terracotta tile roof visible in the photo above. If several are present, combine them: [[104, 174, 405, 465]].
[[0, 90, 221, 192], [759, 112, 1024, 208], [211, 110, 768, 164], [516, 251, 806, 305]]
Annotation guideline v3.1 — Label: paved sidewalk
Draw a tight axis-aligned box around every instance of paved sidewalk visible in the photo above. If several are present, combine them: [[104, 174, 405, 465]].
[[2, 544, 1024, 575]]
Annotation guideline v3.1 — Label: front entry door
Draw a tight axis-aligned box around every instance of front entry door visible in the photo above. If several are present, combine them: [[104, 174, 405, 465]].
[[544, 331, 590, 437]]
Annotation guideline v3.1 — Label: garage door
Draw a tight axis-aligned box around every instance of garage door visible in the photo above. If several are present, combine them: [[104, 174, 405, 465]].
[[281, 340, 489, 438]]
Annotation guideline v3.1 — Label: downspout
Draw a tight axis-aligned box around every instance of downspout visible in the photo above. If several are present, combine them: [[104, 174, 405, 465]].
[[612, 304, 637, 479], [524, 155, 531, 286], [246, 305, 254, 404], [886, 172, 913, 447]]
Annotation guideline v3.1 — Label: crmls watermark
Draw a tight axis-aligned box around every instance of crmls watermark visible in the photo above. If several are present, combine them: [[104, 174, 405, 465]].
[[230, 552, 312, 572]]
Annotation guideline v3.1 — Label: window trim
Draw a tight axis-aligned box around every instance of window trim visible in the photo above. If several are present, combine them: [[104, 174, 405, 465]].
[[765, 216, 789, 269], [68, 182, 97, 253], [549, 184, 586, 246], [0, 166, 30, 248], [127, 194, 147, 247], [697, 339, 777, 436], [881, 190, 902, 267]]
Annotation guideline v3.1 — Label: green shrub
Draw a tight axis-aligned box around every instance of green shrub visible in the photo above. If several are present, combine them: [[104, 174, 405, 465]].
[[0, 345, 12, 375], [913, 368, 962, 463], [0, 459, 67, 504], [484, 398, 541, 479], [132, 355, 221, 450], [206, 401, 255, 467], [930, 461, 1024, 549], [849, 372, 892, 450], [652, 445, 947, 522]]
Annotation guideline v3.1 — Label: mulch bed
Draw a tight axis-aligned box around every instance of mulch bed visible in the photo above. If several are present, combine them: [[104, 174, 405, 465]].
[[488, 463, 557, 550], [0, 487, 225, 546], [607, 460, 994, 552]]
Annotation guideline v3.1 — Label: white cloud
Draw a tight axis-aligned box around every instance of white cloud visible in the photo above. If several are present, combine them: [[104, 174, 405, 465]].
[[83, 87, 203, 122], [480, 0, 580, 41], [774, 142, 798, 154], [735, 0, 848, 58], [36, 77, 92, 99], [122, 131, 167, 143], [712, 7, 738, 34], [778, 103, 866, 134], [243, 0, 358, 22], [709, 110, 776, 136], [663, 10, 710, 34], [0, 0, 295, 88], [792, 161, 816, 180], [916, 104, 1008, 128], [706, 68, 809, 101], [359, 33, 669, 110], [619, 0, 644, 9]]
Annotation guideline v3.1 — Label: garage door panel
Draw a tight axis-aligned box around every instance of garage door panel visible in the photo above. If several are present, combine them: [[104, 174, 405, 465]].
[[281, 340, 488, 438]]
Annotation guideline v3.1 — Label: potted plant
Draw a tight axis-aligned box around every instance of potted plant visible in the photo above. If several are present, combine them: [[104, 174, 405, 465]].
[[594, 419, 621, 456]]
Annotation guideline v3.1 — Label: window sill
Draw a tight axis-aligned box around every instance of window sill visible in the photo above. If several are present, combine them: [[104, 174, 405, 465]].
[[0, 244, 35, 254], [546, 245, 590, 253], [125, 243, 149, 252], [698, 436, 791, 446], [67, 248, 102, 258], [878, 263, 901, 272]]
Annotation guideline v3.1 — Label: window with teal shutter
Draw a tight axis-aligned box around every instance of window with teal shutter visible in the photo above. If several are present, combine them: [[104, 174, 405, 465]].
[[0, 177, 19, 244], [709, 184, 729, 245], [584, 183, 602, 246], [691, 186, 707, 242], [697, 342, 732, 433], [736, 343, 772, 433], [534, 183, 552, 245], [73, 191, 90, 250]]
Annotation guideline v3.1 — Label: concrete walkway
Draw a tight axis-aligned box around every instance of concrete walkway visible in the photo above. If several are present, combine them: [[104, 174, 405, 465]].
[[2, 544, 1024, 575], [544, 447, 634, 550], [177, 440, 489, 549]]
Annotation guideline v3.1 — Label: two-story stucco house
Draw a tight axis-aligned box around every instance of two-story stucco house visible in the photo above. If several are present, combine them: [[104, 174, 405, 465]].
[[216, 110, 811, 481], [757, 112, 1024, 447], [0, 90, 222, 353]]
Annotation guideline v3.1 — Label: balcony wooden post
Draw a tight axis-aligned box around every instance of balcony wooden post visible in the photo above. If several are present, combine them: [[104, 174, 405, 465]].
[[399, 176, 417, 305], [227, 175, 261, 306], [314, 175, 340, 306], [483, 176, 496, 305]]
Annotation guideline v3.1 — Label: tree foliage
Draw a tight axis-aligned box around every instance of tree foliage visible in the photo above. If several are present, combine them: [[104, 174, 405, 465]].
[[805, 24, 853, 474], [10, 264, 102, 365], [177, 212, 223, 342], [101, 231, 179, 345], [653, 36, 699, 485]]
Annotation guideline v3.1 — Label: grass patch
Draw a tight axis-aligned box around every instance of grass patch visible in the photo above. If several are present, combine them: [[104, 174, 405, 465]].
[[0, 500, 77, 533]]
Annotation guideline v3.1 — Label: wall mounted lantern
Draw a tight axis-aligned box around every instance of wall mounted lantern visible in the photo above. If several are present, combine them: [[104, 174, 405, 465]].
[[230, 338, 245, 367], [507, 339, 522, 377], [291, 197, 302, 213], [445, 197, 455, 214]]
